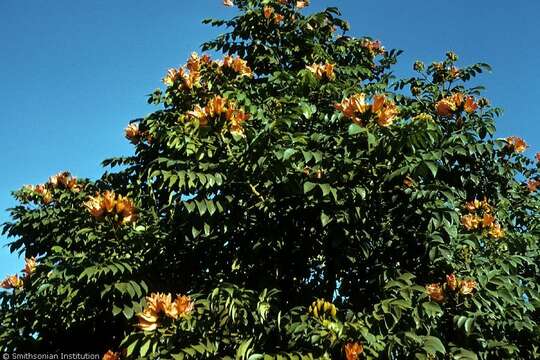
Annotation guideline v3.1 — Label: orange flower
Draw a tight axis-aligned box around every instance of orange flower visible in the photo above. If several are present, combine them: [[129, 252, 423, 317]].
[[186, 105, 208, 126], [306, 62, 335, 80], [102, 191, 116, 213], [464, 199, 482, 213], [34, 184, 47, 196], [296, 0, 310, 8], [48, 171, 80, 191], [451, 93, 465, 108], [1, 274, 24, 289], [206, 96, 227, 117], [65, 177, 81, 191], [102, 350, 121, 360], [167, 295, 194, 319], [335, 93, 370, 124], [124, 123, 140, 144], [336, 93, 397, 127], [480, 198, 492, 213], [226, 108, 250, 136], [403, 176, 414, 188], [263, 6, 274, 19], [425, 283, 445, 303], [436, 98, 456, 116], [84, 196, 105, 219], [188, 96, 250, 134], [162, 68, 185, 86], [464, 96, 478, 113], [459, 279, 477, 295], [374, 97, 398, 127], [137, 293, 169, 331], [137, 308, 159, 331], [84, 192, 136, 224], [449, 66, 460, 79], [137, 293, 193, 329], [527, 179, 540, 192], [487, 223, 504, 239], [461, 214, 480, 230], [115, 195, 137, 225], [273, 13, 285, 24], [183, 71, 200, 90], [482, 213, 495, 228], [223, 0, 234, 6], [361, 39, 384, 55], [344, 342, 364, 360], [49, 172, 66, 187], [536, 152, 540, 162], [446, 274, 458, 291], [506, 136, 528, 153], [222, 55, 253, 77], [42, 190, 53, 205], [436, 93, 477, 116], [23, 257, 37, 277]]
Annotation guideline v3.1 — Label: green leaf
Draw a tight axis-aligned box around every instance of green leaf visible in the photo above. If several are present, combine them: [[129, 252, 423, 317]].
[[283, 148, 296, 160], [140, 338, 152, 357], [348, 123, 364, 135], [422, 302, 443, 317], [422, 336, 446, 355], [321, 212, 331, 227], [304, 182, 316, 193]]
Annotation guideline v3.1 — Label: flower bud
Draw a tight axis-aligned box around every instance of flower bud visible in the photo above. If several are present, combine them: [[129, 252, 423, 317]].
[[478, 97, 490, 108], [446, 51, 458, 62], [413, 60, 424, 72]]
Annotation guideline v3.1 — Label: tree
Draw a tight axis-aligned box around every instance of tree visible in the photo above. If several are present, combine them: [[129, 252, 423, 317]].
[[1, 0, 539, 358]]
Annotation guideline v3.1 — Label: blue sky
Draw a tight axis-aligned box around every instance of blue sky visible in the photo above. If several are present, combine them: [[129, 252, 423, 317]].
[[1, 0, 539, 278]]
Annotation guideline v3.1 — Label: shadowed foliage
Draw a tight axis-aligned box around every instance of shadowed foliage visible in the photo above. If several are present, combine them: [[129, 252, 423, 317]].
[[1, 1, 539, 359]]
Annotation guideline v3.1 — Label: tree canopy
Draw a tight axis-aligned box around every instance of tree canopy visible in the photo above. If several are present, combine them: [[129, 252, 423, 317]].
[[1, 0, 539, 359]]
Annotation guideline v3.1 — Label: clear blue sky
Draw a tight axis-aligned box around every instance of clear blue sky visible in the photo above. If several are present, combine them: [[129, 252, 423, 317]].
[[1, 0, 539, 278]]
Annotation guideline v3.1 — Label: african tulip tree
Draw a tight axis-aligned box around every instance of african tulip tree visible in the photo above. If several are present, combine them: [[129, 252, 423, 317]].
[[1, 0, 540, 359]]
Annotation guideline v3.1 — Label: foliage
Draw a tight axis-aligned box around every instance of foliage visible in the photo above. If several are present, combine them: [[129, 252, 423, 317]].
[[1, 0, 540, 358]]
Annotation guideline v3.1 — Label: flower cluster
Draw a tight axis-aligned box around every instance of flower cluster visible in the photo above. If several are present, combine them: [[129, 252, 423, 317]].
[[527, 179, 540, 193], [1, 257, 37, 290], [413, 113, 434, 122], [361, 39, 385, 56], [536, 152, 540, 163], [124, 122, 152, 145], [505, 136, 528, 153], [460, 198, 504, 239], [221, 55, 253, 77], [308, 298, 337, 319], [263, 6, 285, 24], [163, 52, 212, 89], [25, 184, 53, 205], [277, 0, 310, 8], [24, 172, 81, 204], [0, 274, 23, 290], [306, 62, 335, 80], [137, 293, 194, 331], [344, 342, 364, 360], [224, 0, 308, 11], [431, 61, 462, 82], [163, 52, 253, 91], [335, 93, 398, 127], [426, 274, 477, 303], [84, 191, 137, 225], [187, 95, 250, 135], [48, 172, 81, 190], [435, 93, 478, 116], [102, 350, 121, 360]]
